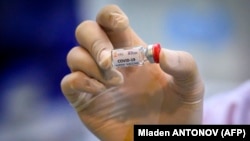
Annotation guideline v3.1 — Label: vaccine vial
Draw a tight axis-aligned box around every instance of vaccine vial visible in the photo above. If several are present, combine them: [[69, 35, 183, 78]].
[[111, 43, 161, 68]]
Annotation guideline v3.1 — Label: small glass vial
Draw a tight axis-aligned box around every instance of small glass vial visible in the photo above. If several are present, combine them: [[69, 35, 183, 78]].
[[111, 43, 161, 68]]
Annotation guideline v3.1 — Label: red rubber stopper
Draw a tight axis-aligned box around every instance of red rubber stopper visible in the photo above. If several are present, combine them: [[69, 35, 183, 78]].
[[152, 43, 161, 63]]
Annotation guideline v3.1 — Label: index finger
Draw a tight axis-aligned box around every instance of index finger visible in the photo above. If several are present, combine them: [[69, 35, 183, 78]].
[[75, 5, 147, 70], [96, 4, 146, 48], [75, 20, 113, 69]]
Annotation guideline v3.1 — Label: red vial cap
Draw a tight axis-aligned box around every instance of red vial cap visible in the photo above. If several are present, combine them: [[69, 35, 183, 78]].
[[152, 43, 161, 63]]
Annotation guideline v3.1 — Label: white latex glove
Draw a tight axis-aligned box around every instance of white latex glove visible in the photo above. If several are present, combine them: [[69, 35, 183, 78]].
[[61, 5, 204, 141]]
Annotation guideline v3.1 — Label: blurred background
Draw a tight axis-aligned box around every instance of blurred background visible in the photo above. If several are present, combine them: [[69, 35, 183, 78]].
[[0, 0, 249, 140]]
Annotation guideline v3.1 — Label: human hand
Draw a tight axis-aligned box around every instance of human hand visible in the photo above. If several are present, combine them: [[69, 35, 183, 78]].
[[61, 4, 204, 141]]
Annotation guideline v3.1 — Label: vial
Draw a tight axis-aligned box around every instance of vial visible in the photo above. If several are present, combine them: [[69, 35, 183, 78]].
[[111, 43, 161, 68]]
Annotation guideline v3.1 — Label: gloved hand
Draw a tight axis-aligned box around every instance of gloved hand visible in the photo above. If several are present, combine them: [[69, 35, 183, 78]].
[[61, 4, 204, 141]]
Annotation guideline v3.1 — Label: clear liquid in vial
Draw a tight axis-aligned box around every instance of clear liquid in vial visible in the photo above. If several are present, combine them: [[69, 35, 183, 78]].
[[111, 43, 161, 68]]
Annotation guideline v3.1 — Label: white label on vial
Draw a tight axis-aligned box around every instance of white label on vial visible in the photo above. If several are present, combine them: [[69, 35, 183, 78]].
[[112, 47, 143, 67]]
